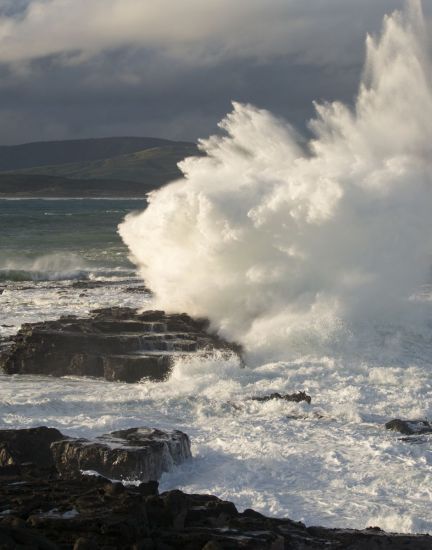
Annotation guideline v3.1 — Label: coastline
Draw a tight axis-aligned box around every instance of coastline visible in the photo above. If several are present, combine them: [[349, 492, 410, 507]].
[[0, 196, 149, 200], [2, 199, 432, 536]]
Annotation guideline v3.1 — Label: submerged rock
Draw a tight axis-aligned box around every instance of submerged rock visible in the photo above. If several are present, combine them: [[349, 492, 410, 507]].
[[0, 426, 191, 482], [252, 391, 312, 404], [385, 419, 432, 436], [0, 307, 241, 383], [125, 285, 152, 293], [0, 472, 431, 549]]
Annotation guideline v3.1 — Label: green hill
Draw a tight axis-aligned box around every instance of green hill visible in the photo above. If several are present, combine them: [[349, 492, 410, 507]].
[[0, 137, 199, 197], [0, 174, 157, 198], [11, 144, 197, 184], [0, 137, 193, 171]]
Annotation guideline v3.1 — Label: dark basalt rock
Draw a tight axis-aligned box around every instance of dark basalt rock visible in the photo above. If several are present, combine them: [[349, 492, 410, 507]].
[[252, 391, 312, 404], [51, 427, 192, 482], [0, 427, 64, 472], [0, 336, 13, 353], [0, 307, 241, 383], [385, 419, 432, 436], [0, 473, 431, 549], [125, 285, 152, 293], [0, 426, 191, 483]]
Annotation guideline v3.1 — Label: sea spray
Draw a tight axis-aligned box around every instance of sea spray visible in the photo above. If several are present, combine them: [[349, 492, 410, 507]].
[[0, 252, 90, 281], [119, 0, 432, 363]]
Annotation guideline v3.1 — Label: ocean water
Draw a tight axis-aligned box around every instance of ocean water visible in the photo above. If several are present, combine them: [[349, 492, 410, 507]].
[[3, 2, 432, 536], [0, 198, 141, 282], [1, 199, 432, 536], [0, 198, 149, 338]]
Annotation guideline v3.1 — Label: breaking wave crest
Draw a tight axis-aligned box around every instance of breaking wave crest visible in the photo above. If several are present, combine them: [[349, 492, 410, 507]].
[[120, 0, 432, 363], [0, 253, 91, 282]]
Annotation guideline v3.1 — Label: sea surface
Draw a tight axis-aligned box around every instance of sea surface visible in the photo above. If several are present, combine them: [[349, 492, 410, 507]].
[[0, 198, 148, 336], [1, 199, 432, 535]]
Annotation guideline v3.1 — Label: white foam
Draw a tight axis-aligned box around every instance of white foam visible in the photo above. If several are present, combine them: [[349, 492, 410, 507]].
[[0, 350, 431, 533], [119, 0, 432, 365], [0, 278, 150, 338]]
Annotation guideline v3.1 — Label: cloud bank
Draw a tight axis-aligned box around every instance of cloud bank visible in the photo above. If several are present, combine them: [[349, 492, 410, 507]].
[[0, 0, 407, 66], [0, 1, 428, 144]]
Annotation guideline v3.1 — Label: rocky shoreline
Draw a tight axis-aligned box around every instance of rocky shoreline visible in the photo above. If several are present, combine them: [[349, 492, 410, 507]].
[[0, 426, 191, 484], [1, 308, 432, 548], [1, 428, 432, 549], [0, 307, 242, 383]]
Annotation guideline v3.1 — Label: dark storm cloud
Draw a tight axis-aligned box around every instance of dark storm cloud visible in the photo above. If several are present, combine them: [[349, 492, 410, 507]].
[[0, 0, 427, 144], [0, 0, 32, 17]]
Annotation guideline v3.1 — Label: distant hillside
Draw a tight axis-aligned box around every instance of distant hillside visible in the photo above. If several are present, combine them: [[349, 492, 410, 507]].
[[0, 137, 200, 197], [0, 137, 193, 171], [0, 174, 159, 198], [11, 144, 198, 184]]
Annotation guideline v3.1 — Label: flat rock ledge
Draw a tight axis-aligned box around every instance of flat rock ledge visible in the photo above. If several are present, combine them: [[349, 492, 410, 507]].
[[0, 426, 191, 483], [0, 307, 242, 383]]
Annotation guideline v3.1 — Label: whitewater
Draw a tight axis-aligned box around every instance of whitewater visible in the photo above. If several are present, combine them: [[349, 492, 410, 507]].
[[2, 0, 432, 535], [120, 0, 432, 366]]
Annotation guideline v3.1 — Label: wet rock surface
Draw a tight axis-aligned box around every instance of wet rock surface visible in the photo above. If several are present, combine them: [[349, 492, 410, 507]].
[[251, 391, 312, 404], [0, 307, 241, 383], [0, 335, 12, 353], [1, 472, 431, 549], [385, 419, 432, 436], [52, 427, 192, 482], [0, 427, 64, 473], [0, 427, 191, 483]]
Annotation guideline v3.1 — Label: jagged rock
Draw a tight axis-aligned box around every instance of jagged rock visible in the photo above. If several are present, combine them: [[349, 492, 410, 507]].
[[0, 473, 431, 549], [0, 307, 241, 383], [0, 427, 64, 473], [125, 285, 152, 293], [252, 391, 312, 404], [51, 427, 192, 482], [0, 426, 191, 483], [385, 419, 432, 436]]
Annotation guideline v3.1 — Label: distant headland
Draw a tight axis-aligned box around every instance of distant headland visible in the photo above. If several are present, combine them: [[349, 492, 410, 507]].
[[0, 137, 198, 198]]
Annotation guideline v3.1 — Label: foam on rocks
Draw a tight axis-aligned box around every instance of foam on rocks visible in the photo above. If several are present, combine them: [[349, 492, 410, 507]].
[[0, 307, 240, 383], [0, 426, 191, 483]]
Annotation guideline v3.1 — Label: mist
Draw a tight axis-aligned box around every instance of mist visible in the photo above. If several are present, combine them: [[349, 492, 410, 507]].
[[120, 0, 432, 363]]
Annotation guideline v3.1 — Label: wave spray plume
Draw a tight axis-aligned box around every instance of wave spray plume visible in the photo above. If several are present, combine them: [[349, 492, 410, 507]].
[[119, 0, 432, 363]]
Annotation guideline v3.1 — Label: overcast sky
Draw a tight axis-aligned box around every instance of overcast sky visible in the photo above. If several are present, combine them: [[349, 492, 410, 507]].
[[0, 0, 428, 145]]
